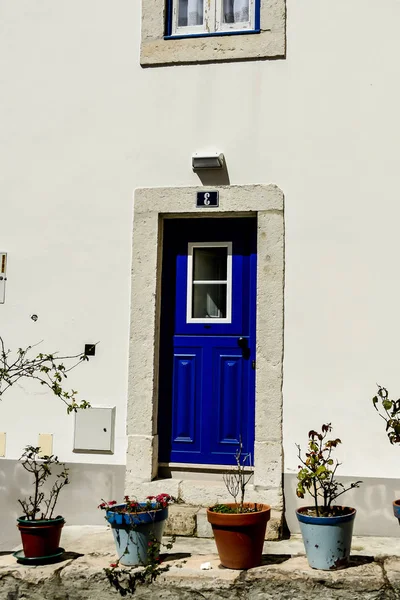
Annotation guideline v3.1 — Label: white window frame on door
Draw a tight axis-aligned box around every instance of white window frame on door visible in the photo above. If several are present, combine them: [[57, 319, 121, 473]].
[[170, 0, 256, 37], [186, 241, 232, 324]]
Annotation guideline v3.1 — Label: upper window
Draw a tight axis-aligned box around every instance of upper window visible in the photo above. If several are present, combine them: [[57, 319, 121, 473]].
[[169, 0, 258, 37], [140, 0, 285, 66]]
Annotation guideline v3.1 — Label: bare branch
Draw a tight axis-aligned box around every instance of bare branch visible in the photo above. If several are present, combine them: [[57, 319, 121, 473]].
[[0, 334, 91, 413]]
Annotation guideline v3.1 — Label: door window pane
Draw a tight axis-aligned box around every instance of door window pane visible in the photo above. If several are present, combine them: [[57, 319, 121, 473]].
[[192, 284, 227, 318], [178, 0, 204, 26], [193, 247, 227, 281], [187, 242, 232, 323]]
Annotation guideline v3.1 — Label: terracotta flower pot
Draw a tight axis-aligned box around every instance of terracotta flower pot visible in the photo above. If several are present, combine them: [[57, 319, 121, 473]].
[[17, 516, 65, 558], [207, 502, 271, 569]]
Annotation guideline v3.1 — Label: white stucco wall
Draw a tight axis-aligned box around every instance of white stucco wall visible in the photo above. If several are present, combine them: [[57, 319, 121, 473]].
[[2, 0, 400, 527], [0, 1, 138, 464]]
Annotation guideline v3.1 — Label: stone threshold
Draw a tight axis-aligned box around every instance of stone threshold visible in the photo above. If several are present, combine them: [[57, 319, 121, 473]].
[[2, 527, 400, 599], [162, 502, 282, 540]]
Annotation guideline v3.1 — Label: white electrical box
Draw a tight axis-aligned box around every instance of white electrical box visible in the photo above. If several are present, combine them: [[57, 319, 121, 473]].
[[73, 407, 115, 453], [0, 253, 7, 304]]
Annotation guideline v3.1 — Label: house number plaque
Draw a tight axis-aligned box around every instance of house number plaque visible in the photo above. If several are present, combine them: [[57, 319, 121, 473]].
[[196, 191, 219, 208]]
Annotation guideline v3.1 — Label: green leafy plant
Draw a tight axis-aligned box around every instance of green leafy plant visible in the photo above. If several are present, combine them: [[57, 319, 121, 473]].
[[0, 335, 91, 413], [104, 535, 176, 597], [372, 385, 400, 444], [296, 423, 362, 517], [18, 445, 69, 520], [210, 438, 258, 514]]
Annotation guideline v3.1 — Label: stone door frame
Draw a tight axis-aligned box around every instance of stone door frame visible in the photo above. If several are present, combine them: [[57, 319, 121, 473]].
[[126, 184, 284, 517]]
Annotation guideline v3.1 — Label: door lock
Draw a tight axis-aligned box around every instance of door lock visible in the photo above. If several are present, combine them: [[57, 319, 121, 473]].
[[237, 337, 250, 360], [237, 337, 248, 350]]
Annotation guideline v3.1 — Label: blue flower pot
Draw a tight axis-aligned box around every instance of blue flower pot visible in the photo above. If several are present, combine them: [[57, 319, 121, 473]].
[[393, 500, 400, 523], [296, 507, 356, 571], [105, 503, 169, 566]]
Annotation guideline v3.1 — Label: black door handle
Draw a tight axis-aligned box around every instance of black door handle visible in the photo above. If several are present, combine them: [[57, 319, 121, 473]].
[[237, 337, 250, 359], [237, 337, 248, 350]]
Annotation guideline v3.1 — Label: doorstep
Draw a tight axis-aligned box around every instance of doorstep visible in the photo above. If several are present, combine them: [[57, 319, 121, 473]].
[[2, 526, 400, 599], [164, 503, 282, 540]]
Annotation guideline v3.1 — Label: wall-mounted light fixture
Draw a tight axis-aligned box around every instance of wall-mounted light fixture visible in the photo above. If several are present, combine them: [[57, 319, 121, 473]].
[[192, 152, 225, 170]]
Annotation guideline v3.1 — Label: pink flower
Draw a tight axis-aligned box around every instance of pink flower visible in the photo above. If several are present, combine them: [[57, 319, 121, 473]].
[[110, 563, 118, 568], [98, 493, 172, 516], [156, 494, 170, 502]]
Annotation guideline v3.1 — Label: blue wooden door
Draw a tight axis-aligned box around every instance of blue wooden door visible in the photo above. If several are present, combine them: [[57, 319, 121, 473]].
[[158, 217, 256, 465]]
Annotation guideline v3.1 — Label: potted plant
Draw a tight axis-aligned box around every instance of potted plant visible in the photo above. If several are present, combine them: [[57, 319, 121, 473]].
[[99, 494, 173, 567], [295, 423, 362, 570], [15, 445, 69, 563], [207, 441, 271, 570], [0, 332, 90, 563], [372, 385, 400, 522]]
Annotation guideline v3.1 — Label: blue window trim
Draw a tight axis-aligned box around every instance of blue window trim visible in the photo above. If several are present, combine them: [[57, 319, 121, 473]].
[[255, 0, 261, 30], [165, 0, 260, 38], [166, 0, 173, 37], [165, 29, 260, 40]]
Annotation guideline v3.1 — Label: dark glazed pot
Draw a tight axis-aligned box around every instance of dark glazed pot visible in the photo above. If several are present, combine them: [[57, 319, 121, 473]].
[[17, 516, 65, 558], [206, 503, 271, 569]]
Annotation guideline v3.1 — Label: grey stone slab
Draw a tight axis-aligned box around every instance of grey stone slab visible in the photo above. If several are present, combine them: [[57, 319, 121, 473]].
[[196, 508, 214, 538], [164, 504, 199, 537], [382, 556, 400, 596], [3, 527, 400, 600], [245, 556, 386, 600]]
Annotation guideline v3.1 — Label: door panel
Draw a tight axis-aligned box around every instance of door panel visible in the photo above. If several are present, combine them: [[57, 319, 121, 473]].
[[159, 217, 257, 466], [210, 340, 252, 458], [216, 351, 243, 443], [171, 347, 202, 453]]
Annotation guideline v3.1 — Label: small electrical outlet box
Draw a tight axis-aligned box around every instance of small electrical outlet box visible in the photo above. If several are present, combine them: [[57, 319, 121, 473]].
[[84, 344, 96, 356], [73, 407, 115, 453]]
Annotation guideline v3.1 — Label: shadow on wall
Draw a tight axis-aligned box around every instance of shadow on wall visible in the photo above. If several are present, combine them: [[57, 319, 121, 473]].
[[194, 162, 231, 186], [0, 460, 125, 551], [284, 473, 400, 537]]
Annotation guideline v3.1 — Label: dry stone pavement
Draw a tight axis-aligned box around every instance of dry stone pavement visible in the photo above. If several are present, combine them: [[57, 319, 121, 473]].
[[1, 527, 400, 599]]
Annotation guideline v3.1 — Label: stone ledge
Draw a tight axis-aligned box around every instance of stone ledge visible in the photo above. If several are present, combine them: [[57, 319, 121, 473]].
[[164, 503, 282, 540], [1, 530, 400, 600], [0, 552, 395, 600], [164, 504, 200, 536]]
